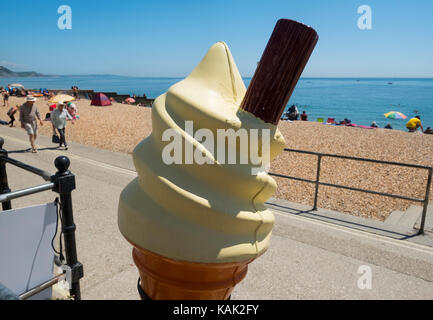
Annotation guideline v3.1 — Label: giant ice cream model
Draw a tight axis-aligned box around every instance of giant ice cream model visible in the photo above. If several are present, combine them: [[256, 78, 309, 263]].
[[118, 19, 318, 300]]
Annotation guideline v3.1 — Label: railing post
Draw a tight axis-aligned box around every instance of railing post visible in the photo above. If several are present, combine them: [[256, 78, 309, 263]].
[[418, 168, 432, 235], [0, 137, 12, 211], [313, 154, 322, 211], [51, 156, 83, 300]]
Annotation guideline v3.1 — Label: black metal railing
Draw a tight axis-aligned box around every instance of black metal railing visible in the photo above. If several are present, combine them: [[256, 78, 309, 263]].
[[269, 148, 433, 235], [0, 137, 83, 300]]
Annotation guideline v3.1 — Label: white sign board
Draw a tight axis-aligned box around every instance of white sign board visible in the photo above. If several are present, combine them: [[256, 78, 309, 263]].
[[0, 202, 57, 300]]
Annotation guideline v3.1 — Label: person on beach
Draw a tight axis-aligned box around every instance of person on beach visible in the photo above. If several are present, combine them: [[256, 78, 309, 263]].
[[7, 105, 18, 127], [300, 111, 308, 121], [2, 88, 9, 107], [288, 105, 299, 120], [43, 89, 50, 99], [72, 86, 80, 100], [44, 103, 57, 121], [406, 116, 423, 133], [51, 101, 75, 150], [19, 95, 44, 153], [66, 101, 78, 119], [370, 121, 378, 128], [384, 123, 393, 129], [424, 127, 433, 134]]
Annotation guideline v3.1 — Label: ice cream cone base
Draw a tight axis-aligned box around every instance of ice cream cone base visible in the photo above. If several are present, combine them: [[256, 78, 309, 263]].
[[131, 243, 254, 300]]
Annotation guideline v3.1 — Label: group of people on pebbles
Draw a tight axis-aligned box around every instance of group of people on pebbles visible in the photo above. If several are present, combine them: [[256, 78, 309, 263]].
[[3, 95, 76, 153], [283, 105, 432, 134]]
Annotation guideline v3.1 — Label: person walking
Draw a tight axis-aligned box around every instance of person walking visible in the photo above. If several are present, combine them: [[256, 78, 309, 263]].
[[51, 101, 74, 150], [19, 95, 44, 153], [7, 105, 18, 127]]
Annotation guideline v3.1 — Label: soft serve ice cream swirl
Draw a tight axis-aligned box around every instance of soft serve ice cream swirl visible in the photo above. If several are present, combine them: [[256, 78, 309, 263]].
[[118, 42, 286, 263]]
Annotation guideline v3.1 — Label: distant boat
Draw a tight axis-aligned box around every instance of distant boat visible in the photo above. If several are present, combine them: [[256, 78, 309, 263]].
[[388, 82, 393, 85]]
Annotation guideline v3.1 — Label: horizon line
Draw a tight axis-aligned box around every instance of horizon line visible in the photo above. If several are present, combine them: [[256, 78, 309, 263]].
[[2, 74, 433, 79]]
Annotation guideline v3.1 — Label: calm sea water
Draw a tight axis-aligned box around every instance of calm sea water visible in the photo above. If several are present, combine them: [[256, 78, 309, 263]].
[[2, 76, 432, 131]]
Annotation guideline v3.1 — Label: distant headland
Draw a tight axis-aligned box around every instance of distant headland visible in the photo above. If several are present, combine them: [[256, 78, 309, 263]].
[[0, 66, 46, 77]]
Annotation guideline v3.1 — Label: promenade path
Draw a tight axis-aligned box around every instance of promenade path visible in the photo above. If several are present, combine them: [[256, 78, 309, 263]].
[[1, 125, 432, 300]]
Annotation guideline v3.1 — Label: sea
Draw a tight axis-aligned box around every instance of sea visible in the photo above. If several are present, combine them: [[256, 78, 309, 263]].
[[2, 76, 432, 131]]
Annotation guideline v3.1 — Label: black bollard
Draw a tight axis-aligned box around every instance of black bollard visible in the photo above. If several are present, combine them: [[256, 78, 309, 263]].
[[51, 156, 83, 300], [0, 137, 12, 210]]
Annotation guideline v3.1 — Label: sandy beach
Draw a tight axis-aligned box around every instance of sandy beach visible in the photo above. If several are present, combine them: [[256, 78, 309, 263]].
[[2, 96, 432, 221]]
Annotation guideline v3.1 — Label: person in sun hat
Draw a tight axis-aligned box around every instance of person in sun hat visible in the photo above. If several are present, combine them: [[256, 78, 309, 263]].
[[19, 95, 44, 153], [51, 100, 74, 150]]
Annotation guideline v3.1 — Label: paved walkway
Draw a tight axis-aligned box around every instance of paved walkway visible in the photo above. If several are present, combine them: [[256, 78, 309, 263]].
[[1, 125, 432, 299]]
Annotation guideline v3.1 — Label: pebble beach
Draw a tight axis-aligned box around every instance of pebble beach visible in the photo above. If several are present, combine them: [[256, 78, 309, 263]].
[[2, 96, 432, 221]]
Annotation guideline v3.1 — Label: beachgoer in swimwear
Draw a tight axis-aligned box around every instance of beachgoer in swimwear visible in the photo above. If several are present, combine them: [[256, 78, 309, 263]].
[[300, 111, 308, 121]]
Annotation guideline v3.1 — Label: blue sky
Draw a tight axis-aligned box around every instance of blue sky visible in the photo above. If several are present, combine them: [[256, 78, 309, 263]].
[[1, 0, 432, 77]]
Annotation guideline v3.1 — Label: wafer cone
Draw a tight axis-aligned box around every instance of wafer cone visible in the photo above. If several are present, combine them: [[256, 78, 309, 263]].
[[132, 244, 254, 300]]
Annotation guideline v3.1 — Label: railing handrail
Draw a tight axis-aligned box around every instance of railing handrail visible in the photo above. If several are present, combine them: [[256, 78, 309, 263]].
[[271, 148, 433, 235], [268, 172, 426, 203], [0, 155, 52, 181], [0, 137, 83, 300], [0, 182, 55, 203], [283, 148, 432, 170]]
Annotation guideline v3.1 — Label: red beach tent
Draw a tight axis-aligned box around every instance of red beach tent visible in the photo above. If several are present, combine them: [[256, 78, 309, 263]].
[[91, 93, 112, 106]]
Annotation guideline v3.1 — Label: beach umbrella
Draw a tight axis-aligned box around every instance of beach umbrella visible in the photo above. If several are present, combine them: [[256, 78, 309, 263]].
[[48, 94, 75, 104], [125, 97, 135, 103], [384, 111, 407, 120], [10, 83, 24, 88]]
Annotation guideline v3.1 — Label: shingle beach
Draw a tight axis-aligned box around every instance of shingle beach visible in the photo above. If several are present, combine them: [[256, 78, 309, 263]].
[[3, 96, 432, 221]]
